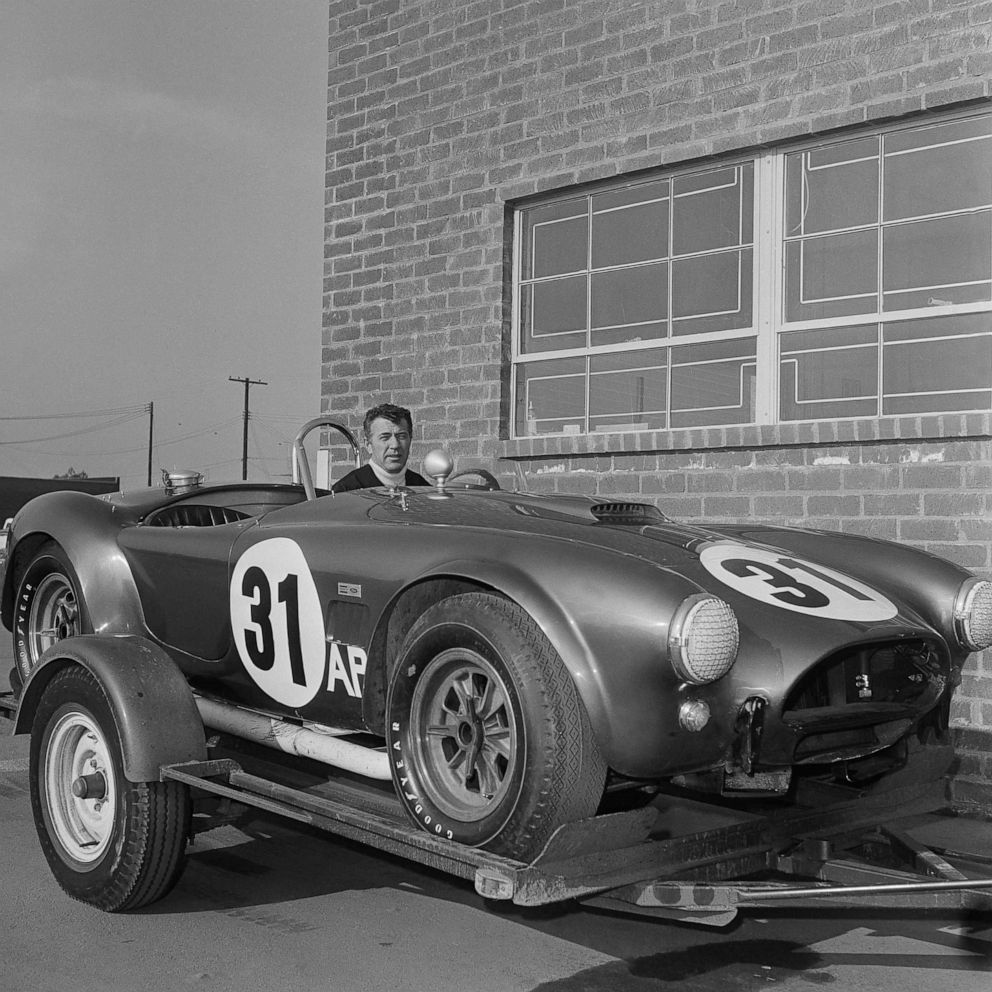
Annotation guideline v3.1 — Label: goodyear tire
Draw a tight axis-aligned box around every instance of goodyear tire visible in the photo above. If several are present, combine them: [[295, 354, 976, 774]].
[[29, 665, 191, 911], [14, 543, 89, 683], [386, 593, 606, 860]]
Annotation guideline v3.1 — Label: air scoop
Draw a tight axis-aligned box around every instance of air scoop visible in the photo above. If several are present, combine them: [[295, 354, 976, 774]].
[[590, 502, 667, 525]]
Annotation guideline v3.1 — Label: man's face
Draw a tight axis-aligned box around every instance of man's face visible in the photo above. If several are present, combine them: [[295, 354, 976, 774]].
[[365, 416, 412, 474]]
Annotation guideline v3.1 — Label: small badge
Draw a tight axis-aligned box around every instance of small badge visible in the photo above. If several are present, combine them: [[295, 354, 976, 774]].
[[338, 582, 362, 598]]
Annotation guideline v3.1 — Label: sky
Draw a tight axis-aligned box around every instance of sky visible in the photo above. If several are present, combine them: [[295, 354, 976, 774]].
[[0, 1, 328, 489]]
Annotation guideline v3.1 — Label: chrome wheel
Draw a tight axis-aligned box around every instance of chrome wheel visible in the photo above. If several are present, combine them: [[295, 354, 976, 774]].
[[409, 649, 518, 821], [43, 709, 117, 865]]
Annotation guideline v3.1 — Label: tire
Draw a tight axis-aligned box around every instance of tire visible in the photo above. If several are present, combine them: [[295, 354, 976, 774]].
[[14, 543, 89, 683], [385, 593, 606, 861], [29, 666, 191, 911]]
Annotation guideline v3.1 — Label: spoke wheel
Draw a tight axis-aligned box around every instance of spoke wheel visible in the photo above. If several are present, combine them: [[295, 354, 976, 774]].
[[14, 543, 89, 682], [30, 666, 191, 911], [386, 592, 605, 860], [410, 649, 518, 821], [29, 574, 80, 658]]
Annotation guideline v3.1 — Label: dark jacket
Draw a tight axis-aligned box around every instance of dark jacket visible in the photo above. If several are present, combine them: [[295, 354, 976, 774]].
[[331, 464, 429, 493]]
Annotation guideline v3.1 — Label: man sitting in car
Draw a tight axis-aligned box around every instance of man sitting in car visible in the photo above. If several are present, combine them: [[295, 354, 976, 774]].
[[332, 403, 429, 492]]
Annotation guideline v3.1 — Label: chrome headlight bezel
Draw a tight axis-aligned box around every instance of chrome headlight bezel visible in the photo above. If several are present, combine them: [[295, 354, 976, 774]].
[[953, 576, 992, 652], [668, 593, 740, 686]]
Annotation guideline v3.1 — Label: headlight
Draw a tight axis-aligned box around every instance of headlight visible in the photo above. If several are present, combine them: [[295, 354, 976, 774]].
[[668, 594, 739, 685], [953, 577, 992, 652]]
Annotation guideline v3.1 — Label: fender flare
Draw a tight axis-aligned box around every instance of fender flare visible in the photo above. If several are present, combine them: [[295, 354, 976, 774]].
[[374, 558, 614, 758], [13, 635, 207, 782], [1, 491, 145, 635]]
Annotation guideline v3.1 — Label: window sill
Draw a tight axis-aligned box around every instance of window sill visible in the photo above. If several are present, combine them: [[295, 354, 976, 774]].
[[500, 413, 992, 461]]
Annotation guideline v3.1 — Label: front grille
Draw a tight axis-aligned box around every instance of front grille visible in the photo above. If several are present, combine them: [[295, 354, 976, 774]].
[[784, 638, 945, 712], [781, 638, 947, 764]]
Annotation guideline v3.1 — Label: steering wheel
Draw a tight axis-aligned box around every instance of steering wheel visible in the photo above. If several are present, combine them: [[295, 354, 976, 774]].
[[447, 469, 501, 491]]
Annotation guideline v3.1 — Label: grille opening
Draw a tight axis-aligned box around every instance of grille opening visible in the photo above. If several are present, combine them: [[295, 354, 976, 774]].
[[784, 639, 945, 713]]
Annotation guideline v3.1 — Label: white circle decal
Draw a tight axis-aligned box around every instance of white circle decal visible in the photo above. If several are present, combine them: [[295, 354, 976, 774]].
[[230, 537, 326, 708], [699, 543, 897, 621]]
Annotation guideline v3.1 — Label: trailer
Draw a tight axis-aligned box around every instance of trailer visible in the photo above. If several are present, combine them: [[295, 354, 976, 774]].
[[159, 723, 992, 927], [3, 685, 991, 925]]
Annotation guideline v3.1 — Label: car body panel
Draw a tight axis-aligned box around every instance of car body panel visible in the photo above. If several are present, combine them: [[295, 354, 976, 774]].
[[1, 476, 979, 785]]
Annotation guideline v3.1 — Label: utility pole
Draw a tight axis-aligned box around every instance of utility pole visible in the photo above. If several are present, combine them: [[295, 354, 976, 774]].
[[229, 376, 267, 480], [146, 401, 154, 487]]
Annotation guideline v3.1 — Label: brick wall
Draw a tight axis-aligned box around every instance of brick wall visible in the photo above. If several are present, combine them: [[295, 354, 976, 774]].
[[323, 0, 992, 791]]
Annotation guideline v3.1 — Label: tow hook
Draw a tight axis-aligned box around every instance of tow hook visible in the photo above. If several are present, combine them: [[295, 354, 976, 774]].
[[736, 696, 766, 775]]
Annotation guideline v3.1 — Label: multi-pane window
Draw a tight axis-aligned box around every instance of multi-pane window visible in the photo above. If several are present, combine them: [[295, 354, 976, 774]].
[[512, 110, 992, 436]]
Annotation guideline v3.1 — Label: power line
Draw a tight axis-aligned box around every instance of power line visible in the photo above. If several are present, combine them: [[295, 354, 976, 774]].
[[0, 404, 147, 421], [0, 410, 148, 445]]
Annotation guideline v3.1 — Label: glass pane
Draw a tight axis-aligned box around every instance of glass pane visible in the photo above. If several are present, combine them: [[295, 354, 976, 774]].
[[785, 139, 879, 236], [885, 130, 992, 222], [515, 357, 586, 435], [779, 325, 878, 421], [670, 338, 756, 428], [589, 349, 667, 432], [883, 212, 992, 310], [672, 248, 752, 334], [522, 200, 587, 279], [591, 180, 669, 268], [882, 314, 992, 415], [590, 262, 667, 346], [520, 277, 587, 354], [785, 229, 877, 321], [673, 164, 752, 255]]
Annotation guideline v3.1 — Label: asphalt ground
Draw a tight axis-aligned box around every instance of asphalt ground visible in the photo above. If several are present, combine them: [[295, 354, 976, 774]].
[[0, 634, 990, 991]]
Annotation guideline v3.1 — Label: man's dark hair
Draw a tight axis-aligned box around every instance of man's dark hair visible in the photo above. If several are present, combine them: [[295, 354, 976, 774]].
[[362, 403, 413, 439]]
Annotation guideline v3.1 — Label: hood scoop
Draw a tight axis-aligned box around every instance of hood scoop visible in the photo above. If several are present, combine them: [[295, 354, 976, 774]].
[[590, 502, 667, 525]]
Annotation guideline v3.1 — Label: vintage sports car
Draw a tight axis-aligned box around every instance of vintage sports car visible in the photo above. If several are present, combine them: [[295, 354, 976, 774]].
[[2, 417, 991, 911]]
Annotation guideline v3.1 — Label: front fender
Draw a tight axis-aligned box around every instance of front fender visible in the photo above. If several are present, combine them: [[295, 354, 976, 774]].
[[400, 553, 706, 772], [1, 491, 144, 636], [13, 635, 206, 782]]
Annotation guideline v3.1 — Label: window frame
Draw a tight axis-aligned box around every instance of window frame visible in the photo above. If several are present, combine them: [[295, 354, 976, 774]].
[[509, 107, 992, 440]]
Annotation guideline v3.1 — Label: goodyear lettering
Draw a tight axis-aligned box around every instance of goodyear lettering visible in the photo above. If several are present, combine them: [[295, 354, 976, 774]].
[[391, 718, 455, 841]]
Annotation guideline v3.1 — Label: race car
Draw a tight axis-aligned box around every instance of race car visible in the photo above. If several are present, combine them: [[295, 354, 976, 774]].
[[2, 416, 990, 911]]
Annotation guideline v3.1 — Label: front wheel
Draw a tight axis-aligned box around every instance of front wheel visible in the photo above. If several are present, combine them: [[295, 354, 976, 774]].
[[29, 666, 191, 911], [386, 593, 606, 861]]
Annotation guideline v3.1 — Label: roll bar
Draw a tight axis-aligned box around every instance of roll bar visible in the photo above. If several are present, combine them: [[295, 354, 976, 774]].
[[292, 417, 362, 500]]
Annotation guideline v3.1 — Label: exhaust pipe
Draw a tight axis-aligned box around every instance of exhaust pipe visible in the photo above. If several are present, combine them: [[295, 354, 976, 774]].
[[195, 696, 391, 781]]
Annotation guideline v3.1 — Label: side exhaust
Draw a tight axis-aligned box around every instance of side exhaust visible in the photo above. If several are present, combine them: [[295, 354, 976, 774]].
[[195, 696, 391, 781]]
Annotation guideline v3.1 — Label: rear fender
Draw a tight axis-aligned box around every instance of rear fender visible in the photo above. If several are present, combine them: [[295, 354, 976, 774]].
[[13, 635, 206, 782], [1, 491, 145, 635]]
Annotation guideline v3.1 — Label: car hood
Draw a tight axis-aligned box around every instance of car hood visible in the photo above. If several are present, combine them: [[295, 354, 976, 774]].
[[364, 488, 938, 632]]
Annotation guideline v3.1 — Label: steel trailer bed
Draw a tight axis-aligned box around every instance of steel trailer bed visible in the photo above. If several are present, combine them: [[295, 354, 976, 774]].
[[3, 690, 990, 925], [163, 731, 992, 927]]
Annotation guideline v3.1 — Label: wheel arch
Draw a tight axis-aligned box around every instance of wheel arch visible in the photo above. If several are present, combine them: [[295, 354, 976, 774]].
[[14, 635, 206, 782], [2, 492, 145, 636], [362, 562, 607, 748]]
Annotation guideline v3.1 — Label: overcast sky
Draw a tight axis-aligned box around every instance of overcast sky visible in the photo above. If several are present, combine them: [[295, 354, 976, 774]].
[[0, 1, 328, 488]]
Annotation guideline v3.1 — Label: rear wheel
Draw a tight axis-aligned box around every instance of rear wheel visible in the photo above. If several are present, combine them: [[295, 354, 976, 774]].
[[386, 593, 606, 860], [14, 543, 88, 682], [30, 665, 191, 911]]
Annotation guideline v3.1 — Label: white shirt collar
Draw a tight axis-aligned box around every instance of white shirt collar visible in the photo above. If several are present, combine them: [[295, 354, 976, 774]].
[[369, 460, 408, 487]]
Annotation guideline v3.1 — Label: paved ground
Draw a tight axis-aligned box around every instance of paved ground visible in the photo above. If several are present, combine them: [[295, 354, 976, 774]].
[[1, 635, 989, 992]]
